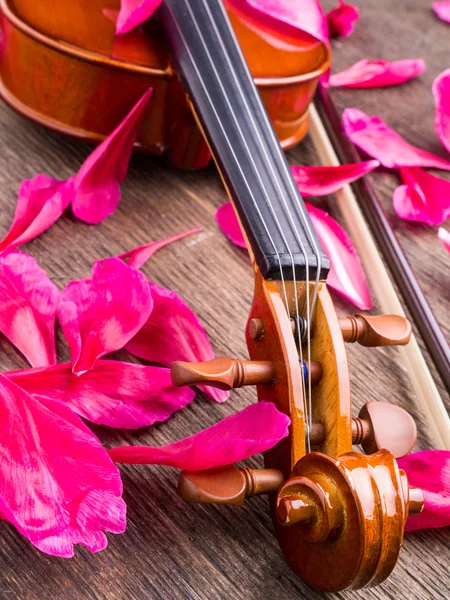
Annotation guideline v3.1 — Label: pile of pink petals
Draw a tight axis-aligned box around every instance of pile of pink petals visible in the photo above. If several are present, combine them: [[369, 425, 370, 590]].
[[0, 241, 291, 557]]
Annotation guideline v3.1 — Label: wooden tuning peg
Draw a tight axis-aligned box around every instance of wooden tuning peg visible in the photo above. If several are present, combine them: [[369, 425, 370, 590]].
[[178, 464, 285, 505], [353, 402, 417, 458], [171, 356, 275, 390], [339, 314, 411, 347], [309, 402, 417, 458]]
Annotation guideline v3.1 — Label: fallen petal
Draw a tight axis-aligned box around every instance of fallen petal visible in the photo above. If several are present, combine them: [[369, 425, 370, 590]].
[[58, 258, 153, 375], [117, 228, 203, 269], [116, 0, 162, 34], [438, 228, 450, 253], [72, 89, 152, 223], [392, 168, 450, 226], [108, 401, 290, 468], [343, 108, 450, 170], [433, 69, 450, 155], [216, 201, 371, 310], [126, 281, 228, 403], [398, 450, 450, 531], [326, 0, 359, 37], [433, 1, 450, 23], [329, 59, 426, 88], [230, 0, 328, 44], [305, 202, 372, 310], [216, 202, 246, 248], [7, 361, 195, 429], [291, 160, 379, 196], [0, 374, 126, 557], [0, 175, 73, 254], [0, 251, 58, 366]]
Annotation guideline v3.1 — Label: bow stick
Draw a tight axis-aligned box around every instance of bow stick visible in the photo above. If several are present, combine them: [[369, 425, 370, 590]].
[[308, 98, 450, 450]]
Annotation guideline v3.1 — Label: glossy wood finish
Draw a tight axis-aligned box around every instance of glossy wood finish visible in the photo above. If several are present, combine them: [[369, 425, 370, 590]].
[[274, 450, 410, 591], [0, 0, 329, 169], [339, 314, 412, 347]]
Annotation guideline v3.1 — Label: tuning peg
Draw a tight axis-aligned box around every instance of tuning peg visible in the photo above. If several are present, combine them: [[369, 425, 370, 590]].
[[171, 356, 275, 390], [353, 402, 417, 458], [178, 464, 285, 505], [339, 314, 411, 347], [310, 402, 417, 458]]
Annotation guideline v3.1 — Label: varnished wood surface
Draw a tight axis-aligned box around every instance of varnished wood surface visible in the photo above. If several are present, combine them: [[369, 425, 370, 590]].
[[0, 1, 449, 597]]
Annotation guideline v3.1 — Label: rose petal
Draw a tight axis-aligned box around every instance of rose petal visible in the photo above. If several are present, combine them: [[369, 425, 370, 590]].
[[0, 175, 73, 254], [0, 374, 126, 557], [116, 228, 203, 269], [58, 258, 153, 375], [343, 108, 450, 170], [291, 160, 379, 196], [438, 228, 450, 253], [126, 282, 228, 403], [7, 361, 195, 429], [108, 401, 290, 468], [398, 450, 450, 531], [216, 202, 246, 249], [216, 201, 371, 309], [326, 1, 359, 37], [392, 168, 450, 226], [433, 69, 450, 155], [433, 1, 450, 23], [72, 89, 152, 223], [116, 0, 162, 34], [0, 251, 58, 367], [237, 0, 328, 44], [305, 202, 371, 310], [329, 59, 426, 88]]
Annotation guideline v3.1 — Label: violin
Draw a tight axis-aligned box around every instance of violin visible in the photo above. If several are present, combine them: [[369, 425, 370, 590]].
[[0, 0, 426, 593], [0, 0, 329, 169], [157, 0, 424, 592]]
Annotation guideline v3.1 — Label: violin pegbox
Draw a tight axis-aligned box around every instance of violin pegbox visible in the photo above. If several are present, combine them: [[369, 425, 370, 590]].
[[171, 269, 423, 592]]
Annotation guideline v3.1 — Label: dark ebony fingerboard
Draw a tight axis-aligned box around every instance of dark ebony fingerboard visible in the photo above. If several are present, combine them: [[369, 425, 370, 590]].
[[159, 0, 329, 281]]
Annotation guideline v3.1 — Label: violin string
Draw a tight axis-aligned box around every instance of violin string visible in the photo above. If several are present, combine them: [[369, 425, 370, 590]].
[[168, 0, 321, 451], [202, 0, 313, 448], [215, 1, 324, 445], [163, 2, 291, 316], [181, 0, 300, 322]]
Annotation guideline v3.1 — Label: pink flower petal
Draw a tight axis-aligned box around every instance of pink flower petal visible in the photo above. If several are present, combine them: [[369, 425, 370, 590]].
[[216, 202, 246, 249], [291, 160, 379, 196], [116, 0, 162, 34], [326, 0, 359, 37], [0, 251, 58, 367], [438, 228, 450, 253], [433, 69, 450, 155], [343, 108, 450, 170], [433, 1, 450, 23], [126, 282, 228, 403], [392, 168, 450, 226], [0, 175, 73, 254], [7, 361, 195, 429], [398, 450, 450, 531], [59, 258, 153, 375], [117, 228, 203, 269], [72, 89, 152, 223], [108, 401, 290, 468], [305, 202, 372, 310], [235, 0, 328, 44], [329, 59, 426, 88], [216, 202, 371, 309], [0, 374, 126, 557]]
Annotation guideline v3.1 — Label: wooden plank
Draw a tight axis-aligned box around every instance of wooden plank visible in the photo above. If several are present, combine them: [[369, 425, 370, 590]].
[[0, 1, 448, 597]]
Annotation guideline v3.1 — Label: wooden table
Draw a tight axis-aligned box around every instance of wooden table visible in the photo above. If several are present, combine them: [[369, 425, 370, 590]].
[[0, 1, 449, 598]]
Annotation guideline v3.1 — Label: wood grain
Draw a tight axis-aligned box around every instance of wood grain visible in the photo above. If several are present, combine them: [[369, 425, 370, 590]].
[[0, 1, 448, 598]]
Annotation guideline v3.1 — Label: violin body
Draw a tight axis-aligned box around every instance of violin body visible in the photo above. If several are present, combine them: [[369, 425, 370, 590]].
[[0, 0, 329, 168]]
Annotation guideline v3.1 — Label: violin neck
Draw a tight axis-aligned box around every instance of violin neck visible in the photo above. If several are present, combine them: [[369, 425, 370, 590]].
[[159, 0, 329, 282]]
